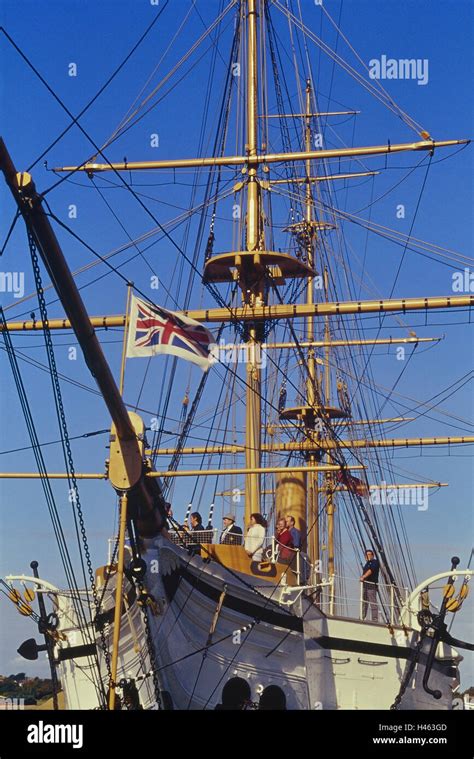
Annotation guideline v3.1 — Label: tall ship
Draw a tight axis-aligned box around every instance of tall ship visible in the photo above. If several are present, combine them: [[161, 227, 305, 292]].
[[1, 0, 473, 711]]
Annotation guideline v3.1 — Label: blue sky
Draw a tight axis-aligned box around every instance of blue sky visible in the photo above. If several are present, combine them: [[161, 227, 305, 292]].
[[0, 0, 472, 688]]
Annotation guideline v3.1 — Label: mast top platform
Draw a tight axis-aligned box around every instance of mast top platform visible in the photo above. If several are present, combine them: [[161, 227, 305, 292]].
[[280, 405, 350, 422], [203, 249, 315, 284], [284, 221, 337, 233]]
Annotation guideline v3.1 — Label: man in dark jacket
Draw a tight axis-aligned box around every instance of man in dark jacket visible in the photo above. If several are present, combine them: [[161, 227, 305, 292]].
[[219, 514, 243, 545], [187, 512, 210, 554], [360, 549, 380, 622], [189, 512, 204, 531]]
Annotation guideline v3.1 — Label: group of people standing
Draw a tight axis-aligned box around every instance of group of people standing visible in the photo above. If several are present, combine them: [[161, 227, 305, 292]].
[[171, 508, 380, 623], [219, 512, 301, 564]]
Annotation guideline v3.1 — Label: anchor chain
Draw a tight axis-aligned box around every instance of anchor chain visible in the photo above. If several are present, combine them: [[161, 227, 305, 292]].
[[136, 577, 163, 710], [125, 523, 163, 710], [28, 229, 113, 701]]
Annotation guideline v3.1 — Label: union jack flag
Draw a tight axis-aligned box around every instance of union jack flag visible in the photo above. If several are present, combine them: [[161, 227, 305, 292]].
[[336, 470, 370, 497], [126, 295, 215, 371]]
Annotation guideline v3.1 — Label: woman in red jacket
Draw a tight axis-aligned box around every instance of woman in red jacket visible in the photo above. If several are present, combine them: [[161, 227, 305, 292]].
[[275, 517, 294, 563]]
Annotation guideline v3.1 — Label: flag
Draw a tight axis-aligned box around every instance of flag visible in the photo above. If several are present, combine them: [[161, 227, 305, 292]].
[[336, 470, 370, 497], [126, 295, 215, 371]]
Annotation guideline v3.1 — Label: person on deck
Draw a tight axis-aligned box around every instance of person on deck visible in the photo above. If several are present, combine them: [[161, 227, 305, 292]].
[[185, 512, 208, 554], [189, 512, 204, 531], [286, 515, 301, 549], [275, 518, 294, 563], [219, 514, 243, 545], [244, 513, 267, 562], [165, 504, 175, 531], [360, 549, 380, 622]]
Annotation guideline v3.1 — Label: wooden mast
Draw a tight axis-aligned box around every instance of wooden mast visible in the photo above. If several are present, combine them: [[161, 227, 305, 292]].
[[304, 80, 320, 576], [244, 0, 262, 525], [324, 267, 336, 609]]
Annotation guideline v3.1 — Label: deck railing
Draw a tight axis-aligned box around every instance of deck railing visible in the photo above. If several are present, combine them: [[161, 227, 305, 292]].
[[166, 527, 219, 547], [165, 530, 309, 583], [316, 574, 409, 625]]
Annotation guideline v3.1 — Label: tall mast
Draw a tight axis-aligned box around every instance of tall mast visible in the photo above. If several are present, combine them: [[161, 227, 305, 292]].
[[324, 267, 336, 610], [244, 0, 262, 524], [304, 80, 320, 574]]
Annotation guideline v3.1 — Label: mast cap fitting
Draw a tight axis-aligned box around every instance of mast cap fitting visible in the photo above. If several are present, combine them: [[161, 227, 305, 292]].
[[16, 171, 35, 194]]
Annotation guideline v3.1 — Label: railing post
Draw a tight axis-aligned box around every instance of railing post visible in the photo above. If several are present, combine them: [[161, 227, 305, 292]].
[[312, 561, 321, 606], [390, 584, 394, 626], [359, 579, 363, 620]]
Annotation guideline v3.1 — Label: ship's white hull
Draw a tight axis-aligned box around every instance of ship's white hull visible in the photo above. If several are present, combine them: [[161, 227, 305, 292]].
[[57, 537, 460, 710]]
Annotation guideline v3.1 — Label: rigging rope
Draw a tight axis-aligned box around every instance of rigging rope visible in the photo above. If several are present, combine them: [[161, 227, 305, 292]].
[[27, 231, 114, 703], [274, 0, 426, 136], [0, 307, 106, 705]]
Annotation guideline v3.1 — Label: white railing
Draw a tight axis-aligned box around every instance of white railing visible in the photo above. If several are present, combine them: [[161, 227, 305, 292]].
[[166, 527, 219, 547], [164, 530, 309, 584], [258, 537, 310, 587], [317, 574, 409, 625]]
